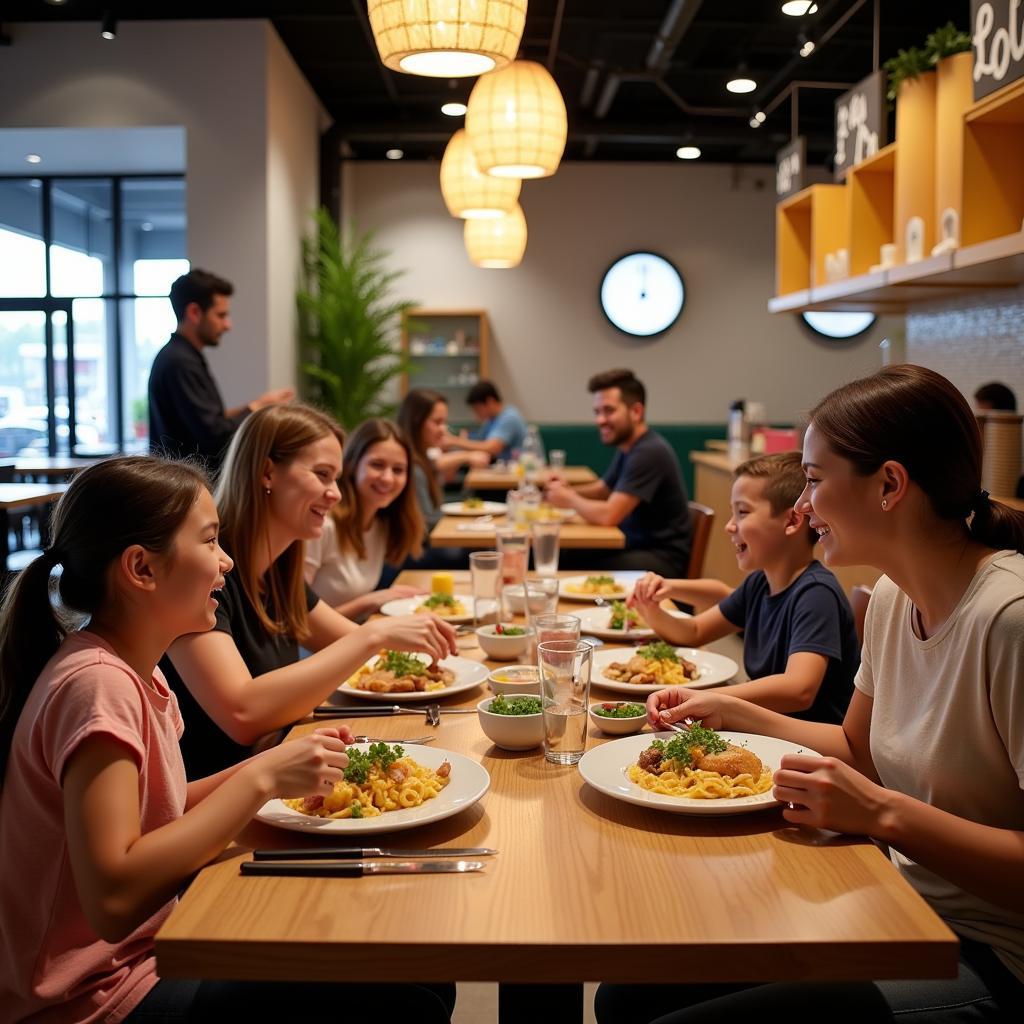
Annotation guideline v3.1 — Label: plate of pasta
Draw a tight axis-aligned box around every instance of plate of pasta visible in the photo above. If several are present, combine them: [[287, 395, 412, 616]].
[[256, 742, 491, 834], [559, 574, 632, 601], [380, 593, 476, 623], [574, 603, 690, 641], [340, 651, 489, 702], [578, 729, 817, 816], [590, 642, 737, 694], [441, 499, 507, 517]]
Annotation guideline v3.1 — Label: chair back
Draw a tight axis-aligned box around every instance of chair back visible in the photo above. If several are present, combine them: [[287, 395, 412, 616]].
[[850, 584, 873, 648], [686, 501, 715, 578]]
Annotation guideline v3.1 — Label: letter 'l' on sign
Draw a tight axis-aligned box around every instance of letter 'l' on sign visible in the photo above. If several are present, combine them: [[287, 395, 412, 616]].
[[972, 0, 1024, 100]]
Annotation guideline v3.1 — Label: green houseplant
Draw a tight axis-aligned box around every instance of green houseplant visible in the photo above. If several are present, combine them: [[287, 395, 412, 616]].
[[883, 45, 932, 103], [924, 22, 971, 66], [297, 208, 417, 430]]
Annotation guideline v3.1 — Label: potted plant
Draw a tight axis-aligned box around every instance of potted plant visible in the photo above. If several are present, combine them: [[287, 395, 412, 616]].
[[297, 208, 418, 430], [884, 45, 932, 104]]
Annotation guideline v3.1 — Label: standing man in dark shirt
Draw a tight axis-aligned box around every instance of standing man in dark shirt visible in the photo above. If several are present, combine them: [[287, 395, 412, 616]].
[[545, 369, 691, 576], [148, 269, 293, 469]]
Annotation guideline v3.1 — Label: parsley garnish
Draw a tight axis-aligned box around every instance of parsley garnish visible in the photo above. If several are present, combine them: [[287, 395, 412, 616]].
[[378, 649, 428, 676], [489, 694, 543, 716], [350, 803, 363, 818], [344, 742, 406, 784], [649, 722, 727, 768], [586, 575, 616, 586], [422, 593, 457, 609], [637, 641, 680, 663]]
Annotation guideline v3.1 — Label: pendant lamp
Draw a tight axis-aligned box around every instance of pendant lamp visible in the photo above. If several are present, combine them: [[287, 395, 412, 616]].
[[368, 0, 528, 78], [440, 129, 521, 218], [466, 59, 567, 178], [464, 203, 527, 267]]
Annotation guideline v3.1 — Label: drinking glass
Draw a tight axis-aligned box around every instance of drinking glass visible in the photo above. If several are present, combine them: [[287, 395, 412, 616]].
[[470, 550, 502, 628], [537, 640, 592, 765], [549, 449, 567, 471], [531, 612, 581, 647], [531, 521, 561, 577], [495, 526, 529, 619]]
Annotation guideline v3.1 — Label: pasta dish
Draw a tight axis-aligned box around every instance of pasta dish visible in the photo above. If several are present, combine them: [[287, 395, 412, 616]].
[[286, 742, 451, 819], [416, 592, 468, 618], [604, 642, 699, 685], [565, 575, 626, 596], [627, 725, 772, 800], [345, 649, 455, 693]]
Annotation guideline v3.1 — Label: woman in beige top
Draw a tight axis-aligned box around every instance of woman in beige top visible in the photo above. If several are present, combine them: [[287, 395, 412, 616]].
[[598, 365, 1024, 1023]]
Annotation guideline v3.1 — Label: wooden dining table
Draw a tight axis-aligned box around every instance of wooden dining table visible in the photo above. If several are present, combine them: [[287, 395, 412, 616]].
[[156, 569, 956, 991], [466, 465, 598, 491], [430, 514, 625, 550], [0, 482, 69, 563]]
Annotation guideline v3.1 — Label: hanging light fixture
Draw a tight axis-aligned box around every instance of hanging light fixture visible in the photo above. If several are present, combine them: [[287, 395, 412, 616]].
[[464, 203, 527, 268], [367, 0, 528, 78], [441, 129, 521, 219], [466, 60, 567, 178]]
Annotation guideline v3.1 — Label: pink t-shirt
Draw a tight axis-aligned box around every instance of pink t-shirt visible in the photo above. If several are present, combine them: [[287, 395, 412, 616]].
[[0, 631, 187, 1024]]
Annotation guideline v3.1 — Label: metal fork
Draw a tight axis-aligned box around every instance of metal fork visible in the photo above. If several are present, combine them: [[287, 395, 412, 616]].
[[351, 734, 435, 744]]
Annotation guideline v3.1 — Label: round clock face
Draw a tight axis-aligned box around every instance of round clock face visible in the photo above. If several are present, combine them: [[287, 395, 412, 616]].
[[600, 252, 685, 337]]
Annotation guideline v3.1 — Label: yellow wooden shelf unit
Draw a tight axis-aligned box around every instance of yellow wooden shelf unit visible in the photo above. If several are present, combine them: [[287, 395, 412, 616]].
[[775, 183, 847, 296], [847, 142, 896, 276]]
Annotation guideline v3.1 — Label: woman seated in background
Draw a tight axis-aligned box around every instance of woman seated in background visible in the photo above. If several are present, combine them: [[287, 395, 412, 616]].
[[304, 417, 426, 619], [0, 456, 455, 1023], [597, 364, 1024, 1023], [397, 388, 449, 531], [163, 404, 456, 780]]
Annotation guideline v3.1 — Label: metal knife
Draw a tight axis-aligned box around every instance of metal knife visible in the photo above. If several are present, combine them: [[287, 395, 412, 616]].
[[240, 859, 486, 877], [253, 846, 497, 861]]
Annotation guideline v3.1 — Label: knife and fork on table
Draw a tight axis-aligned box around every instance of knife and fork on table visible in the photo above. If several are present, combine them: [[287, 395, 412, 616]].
[[240, 845, 497, 877]]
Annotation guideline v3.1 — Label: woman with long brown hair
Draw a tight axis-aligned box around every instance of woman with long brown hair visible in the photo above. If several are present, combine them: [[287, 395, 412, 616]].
[[304, 417, 425, 619], [597, 365, 1024, 1022], [162, 403, 456, 780], [397, 388, 449, 530]]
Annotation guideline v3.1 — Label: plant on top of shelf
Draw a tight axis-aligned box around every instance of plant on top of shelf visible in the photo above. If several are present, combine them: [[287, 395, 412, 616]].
[[924, 22, 971, 66], [883, 45, 932, 104], [298, 208, 418, 430]]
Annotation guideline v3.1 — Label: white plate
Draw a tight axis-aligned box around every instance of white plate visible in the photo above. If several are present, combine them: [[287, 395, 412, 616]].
[[589, 645, 738, 694], [379, 595, 476, 624], [339, 653, 489, 703], [441, 500, 507, 516], [575, 605, 690, 641], [256, 745, 490, 834], [578, 731, 817, 816], [559, 574, 633, 602]]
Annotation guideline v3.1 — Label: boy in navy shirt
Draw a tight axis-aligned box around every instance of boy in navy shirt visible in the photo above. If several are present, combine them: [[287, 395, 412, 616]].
[[630, 451, 858, 723]]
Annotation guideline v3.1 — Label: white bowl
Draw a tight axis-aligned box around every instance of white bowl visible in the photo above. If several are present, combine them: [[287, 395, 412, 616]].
[[477, 694, 546, 750], [488, 664, 541, 696], [588, 700, 649, 736], [476, 624, 532, 661], [502, 583, 527, 613]]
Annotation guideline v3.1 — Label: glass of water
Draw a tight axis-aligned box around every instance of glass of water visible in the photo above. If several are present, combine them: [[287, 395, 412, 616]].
[[530, 521, 561, 576], [470, 550, 502, 628], [532, 612, 581, 647], [549, 449, 567, 471], [537, 640, 592, 764]]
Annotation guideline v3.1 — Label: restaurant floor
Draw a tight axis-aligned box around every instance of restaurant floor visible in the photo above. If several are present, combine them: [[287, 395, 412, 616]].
[[454, 983, 598, 1022]]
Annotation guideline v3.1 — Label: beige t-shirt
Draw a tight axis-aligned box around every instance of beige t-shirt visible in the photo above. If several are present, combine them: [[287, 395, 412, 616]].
[[304, 515, 386, 615], [856, 551, 1024, 981]]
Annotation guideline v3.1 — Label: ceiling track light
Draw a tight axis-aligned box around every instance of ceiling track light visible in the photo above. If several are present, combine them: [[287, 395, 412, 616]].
[[726, 65, 757, 94], [798, 33, 816, 57], [100, 11, 117, 41]]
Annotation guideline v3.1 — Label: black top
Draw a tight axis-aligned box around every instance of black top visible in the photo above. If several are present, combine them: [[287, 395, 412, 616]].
[[602, 429, 691, 574], [148, 333, 249, 469], [162, 560, 320, 779], [718, 560, 859, 725]]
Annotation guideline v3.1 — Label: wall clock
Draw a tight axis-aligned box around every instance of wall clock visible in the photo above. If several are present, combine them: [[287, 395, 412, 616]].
[[599, 251, 685, 337]]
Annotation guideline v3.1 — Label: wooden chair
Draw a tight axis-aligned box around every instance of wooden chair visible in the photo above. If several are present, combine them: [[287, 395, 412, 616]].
[[686, 501, 715, 578], [850, 584, 873, 648]]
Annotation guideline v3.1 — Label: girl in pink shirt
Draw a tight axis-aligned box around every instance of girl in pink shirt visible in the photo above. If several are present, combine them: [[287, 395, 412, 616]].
[[0, 457, 455, 1024]]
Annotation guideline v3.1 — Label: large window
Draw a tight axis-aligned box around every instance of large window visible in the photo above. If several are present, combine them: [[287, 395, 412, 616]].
[[0, 175, 186, 456]]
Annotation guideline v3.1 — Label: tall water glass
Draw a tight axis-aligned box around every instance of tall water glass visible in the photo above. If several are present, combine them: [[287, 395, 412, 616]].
[[549, 449, 567, 471], [537, 640, 592, 765], [470, 550, 502, 628], [532, 612, 581, 648], [531, 521, 561, 576], [495, 526, 529, 619]]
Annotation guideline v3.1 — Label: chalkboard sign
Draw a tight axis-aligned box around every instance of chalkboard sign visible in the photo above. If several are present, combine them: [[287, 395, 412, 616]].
[[776, 137, 807, 200], [833, 70, 886, 181], [972, 0, 1024, 101]]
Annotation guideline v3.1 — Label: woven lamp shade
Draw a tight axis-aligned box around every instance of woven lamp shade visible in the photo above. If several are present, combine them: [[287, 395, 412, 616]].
[[466, 59, 567, 178], [441, 129, 521, 218], [368, 0, 527, 78], [464, 202, 527, 267]]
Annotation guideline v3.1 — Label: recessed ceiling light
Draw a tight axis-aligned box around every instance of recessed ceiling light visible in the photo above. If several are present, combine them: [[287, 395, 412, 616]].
[[385, 148, 404, 160], [45, 0, 69, 5], [676, 146, 701, 160], [100, 12, 117, 40], [442, 102, 468, 116], [727, 77, 757, 94], [781, 2, 818, 15], [25, 154, 42, 164]]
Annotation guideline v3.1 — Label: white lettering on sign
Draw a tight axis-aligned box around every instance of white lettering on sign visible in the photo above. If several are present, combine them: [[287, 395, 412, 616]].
[[974, 0, 1024, 84], [836, 91, 878, 167], [777, 151, 801, 195]]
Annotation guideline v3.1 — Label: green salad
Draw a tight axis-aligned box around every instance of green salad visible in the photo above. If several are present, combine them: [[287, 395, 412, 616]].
[[493, 624, 526, 636], [586, 574, 616, 586], [609, 600, 641, 631], [421, 592, 458, 609], [593, 702, 646, 718], [489, 694, 543, 716]]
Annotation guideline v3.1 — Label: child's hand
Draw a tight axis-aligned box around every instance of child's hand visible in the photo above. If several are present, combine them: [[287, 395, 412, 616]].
[[645, 687, 733, 731], [255, 732, 351, 798], [773, 755, 889, 836], [629, 572, 670, 608]]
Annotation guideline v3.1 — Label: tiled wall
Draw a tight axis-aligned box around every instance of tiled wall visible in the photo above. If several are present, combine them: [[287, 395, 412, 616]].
[[905, 285, 1024, 403]]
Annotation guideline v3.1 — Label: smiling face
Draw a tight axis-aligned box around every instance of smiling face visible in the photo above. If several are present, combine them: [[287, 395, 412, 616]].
[[422, 400, 449, 449], [356, 437, 409, 516], [724, 474, 796, 571], [592, 387, 642, 447], [264, 432, 343, 542]]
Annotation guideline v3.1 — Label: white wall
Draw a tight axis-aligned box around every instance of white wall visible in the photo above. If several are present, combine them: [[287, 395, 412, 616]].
[[0, 20, 322, 404], [345, 161, 895, 424]]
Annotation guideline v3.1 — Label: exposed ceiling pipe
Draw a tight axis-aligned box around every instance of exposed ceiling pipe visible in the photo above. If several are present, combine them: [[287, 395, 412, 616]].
[[547, 0, 566, 72], [646, 0, 702, 72], [580, 65, 601, 108]]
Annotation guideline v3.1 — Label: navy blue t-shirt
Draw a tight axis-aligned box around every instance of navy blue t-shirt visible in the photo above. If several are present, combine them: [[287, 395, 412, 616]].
[[718, 560, 858, 724]]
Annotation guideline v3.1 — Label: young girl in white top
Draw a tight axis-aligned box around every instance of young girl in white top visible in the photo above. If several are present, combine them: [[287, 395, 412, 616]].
[[304, 418, 426, 619], [597, 365, 1024, 1023], [0, 457, 455, 1023]]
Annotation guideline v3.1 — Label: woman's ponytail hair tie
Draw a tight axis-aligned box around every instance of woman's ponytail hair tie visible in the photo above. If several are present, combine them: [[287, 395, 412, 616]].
[[972, 489, 990, 514]]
